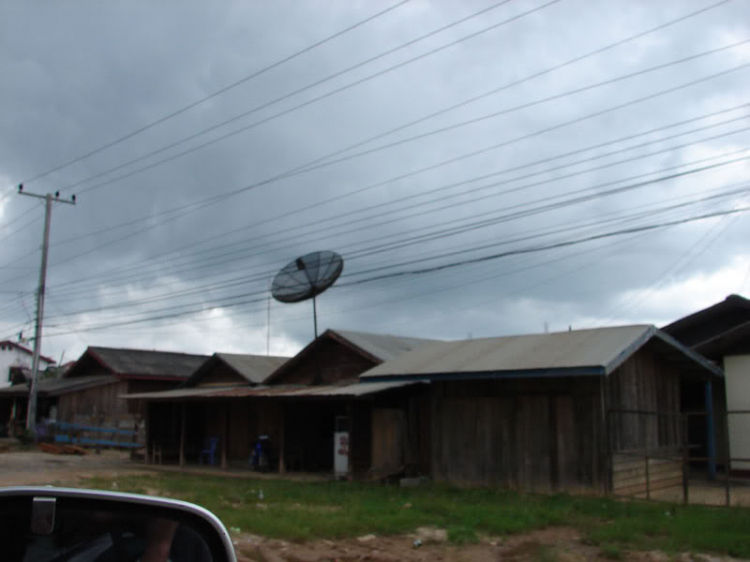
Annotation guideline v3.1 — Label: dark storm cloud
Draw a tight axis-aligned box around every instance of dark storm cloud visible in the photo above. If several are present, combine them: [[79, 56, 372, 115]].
[[0, 0, 748, 360]]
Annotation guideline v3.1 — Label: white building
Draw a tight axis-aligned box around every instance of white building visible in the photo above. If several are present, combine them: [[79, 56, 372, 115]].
[[0, 340, 56, 388]]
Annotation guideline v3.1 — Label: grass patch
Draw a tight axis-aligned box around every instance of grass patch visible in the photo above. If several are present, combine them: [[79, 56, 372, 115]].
[[447, 525, 478, 545], [600, 544, 624, 560], [80, 474, 750, 557]]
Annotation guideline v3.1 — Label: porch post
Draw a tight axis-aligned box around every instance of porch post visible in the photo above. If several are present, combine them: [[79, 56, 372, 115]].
[[347, 402, 354, 479], [278, 407, 286, 474], [705, 380, 716, 479], [221, 405, 228, 470], [145, 402, 151, 465], [179, 403, 186, 467]]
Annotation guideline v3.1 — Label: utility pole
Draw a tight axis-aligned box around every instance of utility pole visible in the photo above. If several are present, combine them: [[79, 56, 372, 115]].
[[18, 185, 76, 432]]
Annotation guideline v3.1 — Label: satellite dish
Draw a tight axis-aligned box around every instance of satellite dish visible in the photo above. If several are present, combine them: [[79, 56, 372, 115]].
[[271, 251, 344, 338]]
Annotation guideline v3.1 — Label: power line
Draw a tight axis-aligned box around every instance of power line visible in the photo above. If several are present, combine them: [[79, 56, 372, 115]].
[[39, 205, 750, 338], [54, 0, 731, 197], [29, 125, 750, 311], [60, 0, 530, 194], [31, 156, 750, 328], [31, 185, 746, 338], [3, 13, 733, 290], [595, 199, 750, 325], [18, 0, 413, 187], [37, 127, 750, 307], [24, 61, 749, 294], [339, 207, 750, 288]]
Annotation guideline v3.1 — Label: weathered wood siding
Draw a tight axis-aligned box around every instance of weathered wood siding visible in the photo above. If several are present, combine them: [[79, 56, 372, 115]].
[[612, 453, 682, 496], [126, 379, 182, 416], [430, 378, 604, 490], [371, 408, 405, 473], [606, 345, 685, 495], [606, 345, 682, 453], [273, 339, 375, 385], [57, 380, 129, 424], [196, 365, 247, 387], [227, 401, 252, 461]]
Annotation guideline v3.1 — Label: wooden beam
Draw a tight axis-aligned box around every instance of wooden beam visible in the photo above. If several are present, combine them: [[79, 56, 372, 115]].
[[145, 402, 151, 465], [278, 408, 286, 474], [347, 402, 353, 480], [179, 403, 186, 467], [221, 406, 228, 470]]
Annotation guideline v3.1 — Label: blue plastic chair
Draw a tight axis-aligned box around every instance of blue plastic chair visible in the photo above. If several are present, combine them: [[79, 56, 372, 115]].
[[199, 437, 219, 466]]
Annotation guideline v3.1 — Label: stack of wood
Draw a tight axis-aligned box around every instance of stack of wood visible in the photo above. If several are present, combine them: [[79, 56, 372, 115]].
[[38, 442, 87, 456]]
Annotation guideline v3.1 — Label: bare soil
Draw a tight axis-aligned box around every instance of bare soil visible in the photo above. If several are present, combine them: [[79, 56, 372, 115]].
[[232, 527, 746, 562], [0, 447, 150, 486]]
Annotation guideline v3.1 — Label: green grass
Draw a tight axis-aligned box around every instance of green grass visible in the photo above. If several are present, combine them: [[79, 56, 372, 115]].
[[600, 544, 624, 560], [82, 473, 750, 557]]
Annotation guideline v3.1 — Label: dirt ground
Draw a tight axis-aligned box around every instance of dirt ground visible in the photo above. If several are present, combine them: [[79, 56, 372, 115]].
[[231, 527, 746, 562], [0, 448, 747, 561], [0, 447, 150, 486]]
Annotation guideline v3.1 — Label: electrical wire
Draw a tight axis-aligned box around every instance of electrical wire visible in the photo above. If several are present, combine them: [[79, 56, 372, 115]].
[[18, 0, 413, 187], [30, 158, 750, 327], [60, 0, 531, 194], [16, 60, 747, 295], [38, 130, 750, 305]]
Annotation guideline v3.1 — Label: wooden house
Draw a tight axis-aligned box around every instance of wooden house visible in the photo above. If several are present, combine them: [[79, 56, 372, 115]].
[[0, 374, 114, 436], [663, 294, 750, 474], [58, 346, 208, 427], [128, 329, 434, 476], [360, 325, 722, 493], [140, 352, 289, 464]]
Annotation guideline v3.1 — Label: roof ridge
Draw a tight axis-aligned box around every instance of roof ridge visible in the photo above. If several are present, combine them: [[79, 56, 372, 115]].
[[88, 345, 208, 357], [331, 328, 438, 341]]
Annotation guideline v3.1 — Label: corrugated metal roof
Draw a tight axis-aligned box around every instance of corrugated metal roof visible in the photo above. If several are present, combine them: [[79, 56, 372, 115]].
[[264, 328, 438, 384], [123, 385, 247, 400], [76, 347, 209, 379], [330, 330, 437, 362], [214, 353, 289, 384], [360, 325, 722, 381], [123, 380, 424, 400], [0, 375, 118, 397]]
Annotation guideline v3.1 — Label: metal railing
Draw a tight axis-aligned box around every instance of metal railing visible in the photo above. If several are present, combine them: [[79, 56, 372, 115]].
[[607, 409, 750, 506]]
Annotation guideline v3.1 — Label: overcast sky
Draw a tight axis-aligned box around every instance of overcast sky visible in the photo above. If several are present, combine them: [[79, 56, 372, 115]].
[[0, 0, 749, 363]]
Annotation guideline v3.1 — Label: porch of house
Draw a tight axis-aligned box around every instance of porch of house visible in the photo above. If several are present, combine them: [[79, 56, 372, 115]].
[[143, 390, 428, 480], [144, 398, 370, 477]]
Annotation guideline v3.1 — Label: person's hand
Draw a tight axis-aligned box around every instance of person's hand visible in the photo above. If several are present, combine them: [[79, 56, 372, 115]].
[[139, 519, 179, 562]]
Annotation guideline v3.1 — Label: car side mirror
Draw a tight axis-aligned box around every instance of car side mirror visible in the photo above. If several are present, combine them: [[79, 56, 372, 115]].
[[0, 486, 237, 562]]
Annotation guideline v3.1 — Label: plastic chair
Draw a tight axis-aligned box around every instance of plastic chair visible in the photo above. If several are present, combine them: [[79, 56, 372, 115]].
[[199, 437, 219, 466]]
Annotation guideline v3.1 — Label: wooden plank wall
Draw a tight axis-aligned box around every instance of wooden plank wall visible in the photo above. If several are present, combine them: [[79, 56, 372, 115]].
[[351, 402, 372, 475], [57, 380, 129, 425], [126, 379, 182, 417], [227, 401, 252, 461], [606, 346, 682, 454], [612, 453, 683, 496], [275, 339, 375, 385], [430, 378, 603, 491], [197, 364, 247, 386], [371, 408, 405, 474]]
